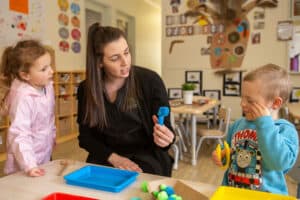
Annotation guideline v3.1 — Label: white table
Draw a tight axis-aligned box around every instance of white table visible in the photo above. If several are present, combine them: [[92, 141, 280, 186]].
[[170, 96, 220, 166], [0, 159, 217, 200]]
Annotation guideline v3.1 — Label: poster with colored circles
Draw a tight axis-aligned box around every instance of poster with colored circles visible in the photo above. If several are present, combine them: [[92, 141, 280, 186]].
[[57, 0, 81, 53]]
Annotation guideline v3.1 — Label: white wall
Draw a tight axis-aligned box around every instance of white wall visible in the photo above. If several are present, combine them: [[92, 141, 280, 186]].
[[161, 1, 300, 119], [0, 0, 162, 74]]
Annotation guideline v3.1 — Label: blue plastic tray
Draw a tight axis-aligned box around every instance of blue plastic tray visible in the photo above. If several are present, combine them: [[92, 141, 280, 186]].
[[64, 165, 139, 193]]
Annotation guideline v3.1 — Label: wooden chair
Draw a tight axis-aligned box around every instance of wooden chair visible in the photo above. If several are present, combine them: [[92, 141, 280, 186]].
[[170, 113, 189, 170], [195, 107, 231, 158], [171, 143, 179, 170]]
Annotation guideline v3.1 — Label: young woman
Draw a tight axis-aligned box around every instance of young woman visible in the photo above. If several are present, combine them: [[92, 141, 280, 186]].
[[77, 23, 175, 176]]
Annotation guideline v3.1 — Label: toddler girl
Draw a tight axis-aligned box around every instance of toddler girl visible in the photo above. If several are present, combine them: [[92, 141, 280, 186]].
[[0, 40, 55, 177]]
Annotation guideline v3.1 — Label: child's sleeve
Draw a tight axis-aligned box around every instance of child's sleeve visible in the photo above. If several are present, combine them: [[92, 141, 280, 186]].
[[255, 116, 299, 172], [8, 96, 38, 172]]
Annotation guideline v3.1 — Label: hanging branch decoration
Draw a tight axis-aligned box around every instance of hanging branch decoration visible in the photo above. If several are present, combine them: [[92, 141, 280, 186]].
[[184, 0, 278, 70], [169, 39, 185, 54]]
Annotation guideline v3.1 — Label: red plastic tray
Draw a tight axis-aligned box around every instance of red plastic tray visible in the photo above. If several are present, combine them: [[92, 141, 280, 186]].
[[42, 192, 98, 200]]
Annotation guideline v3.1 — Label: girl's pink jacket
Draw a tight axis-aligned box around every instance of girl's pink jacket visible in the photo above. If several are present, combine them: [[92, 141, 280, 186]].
[[4, 79, 56, 174]]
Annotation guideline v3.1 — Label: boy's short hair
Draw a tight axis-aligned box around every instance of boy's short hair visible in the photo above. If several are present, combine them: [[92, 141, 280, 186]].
[[243, 63, 290, 104]]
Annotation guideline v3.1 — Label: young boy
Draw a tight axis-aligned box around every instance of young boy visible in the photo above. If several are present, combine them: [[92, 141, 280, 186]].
[[212, 64, 299, 195]]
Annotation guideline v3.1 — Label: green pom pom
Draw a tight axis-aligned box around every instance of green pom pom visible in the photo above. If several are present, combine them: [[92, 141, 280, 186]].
[[159, 184, 167, 191], [152, 190, 159, 198], [157, 191, 168, 200], [175, 195, 182, 200], [140, 181, 149, 193]]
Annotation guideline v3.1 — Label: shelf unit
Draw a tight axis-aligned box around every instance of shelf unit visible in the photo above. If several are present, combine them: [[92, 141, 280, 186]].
[[0, 70, 85, 162], [54, 70, 85, 144], [0, 116, 8, 161]]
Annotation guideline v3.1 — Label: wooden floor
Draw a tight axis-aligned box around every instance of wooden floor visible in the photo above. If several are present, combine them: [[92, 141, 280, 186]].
[[0, 138, 298, 197]]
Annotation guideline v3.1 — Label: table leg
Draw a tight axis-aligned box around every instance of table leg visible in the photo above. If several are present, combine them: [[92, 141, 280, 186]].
[[191, 114, 197, 166], [170, 112, 175, 128], [213, 106, 218, 127]]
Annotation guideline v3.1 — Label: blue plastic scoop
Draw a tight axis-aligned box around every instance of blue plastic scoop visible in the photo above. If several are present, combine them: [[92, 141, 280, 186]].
[[157, 106, 170, 125]]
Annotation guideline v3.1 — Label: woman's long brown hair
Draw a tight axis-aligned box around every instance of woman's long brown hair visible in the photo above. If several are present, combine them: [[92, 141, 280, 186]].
[[84, 23, 140, 128]]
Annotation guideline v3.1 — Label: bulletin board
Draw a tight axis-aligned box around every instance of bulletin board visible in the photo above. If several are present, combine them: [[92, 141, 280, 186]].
[[0, 0, 45, 47]]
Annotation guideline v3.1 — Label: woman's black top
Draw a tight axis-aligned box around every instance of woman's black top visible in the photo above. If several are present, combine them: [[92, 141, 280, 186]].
[[77, 66, 174, 176]]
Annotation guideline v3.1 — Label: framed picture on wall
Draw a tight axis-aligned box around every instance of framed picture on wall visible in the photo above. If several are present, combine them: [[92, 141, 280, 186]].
[[291, 0, 300, 19], [223, 84, 241, 96], [277, 20, 293, 41], [185, 70, 202, 95], [223, 72, 242, 96], [223, 71, 242, 84], [185, 70, 202, 83], [203, 90, 221, 100], [179, 14, 187, 24], [290, 87, 300, 102], [166, 15, 175, 25], [168, 88, 182, 99]]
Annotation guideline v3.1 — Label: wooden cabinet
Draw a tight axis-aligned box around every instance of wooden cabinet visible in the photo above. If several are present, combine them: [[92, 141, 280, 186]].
[[0, 116, 8, 161], [54, 70, 85, 144], [0, 70, 85, 162]]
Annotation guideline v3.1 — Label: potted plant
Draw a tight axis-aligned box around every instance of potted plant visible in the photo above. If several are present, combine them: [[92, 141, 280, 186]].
[[182, 83, 196, 104]]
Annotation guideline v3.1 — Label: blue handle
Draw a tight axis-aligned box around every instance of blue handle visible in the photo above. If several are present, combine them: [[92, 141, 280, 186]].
[[157, 106, 170, 125]]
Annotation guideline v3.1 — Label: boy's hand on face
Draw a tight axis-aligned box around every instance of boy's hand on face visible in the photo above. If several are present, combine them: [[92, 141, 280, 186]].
[[249, 102, 270, 120]]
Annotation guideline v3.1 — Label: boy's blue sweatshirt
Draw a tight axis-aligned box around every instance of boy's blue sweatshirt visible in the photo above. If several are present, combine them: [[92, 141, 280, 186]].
[[222, 116, 299, 195]]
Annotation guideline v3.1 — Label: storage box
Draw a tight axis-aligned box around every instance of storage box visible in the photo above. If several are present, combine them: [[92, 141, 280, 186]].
[[147, 178, 209, 200], [73, 97, 78, 113], [73, 116, 78, 133], [59, 73, 70, 83], [210, 186, 297, 200], [58, 84, 71, 95], [0, 129, 7, 153], [58, 117, 72, 136], [42, 192, 97, 200], [58, 97, 72, 116]]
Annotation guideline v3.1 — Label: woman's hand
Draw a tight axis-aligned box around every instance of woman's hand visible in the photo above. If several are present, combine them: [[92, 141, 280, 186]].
[[152, 115, 175, 148], [108, 153, 143, 173], [27, 167, 45, 177]]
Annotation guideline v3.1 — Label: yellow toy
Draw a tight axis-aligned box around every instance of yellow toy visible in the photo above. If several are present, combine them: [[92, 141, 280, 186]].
[[215, 141, 230, 169]]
